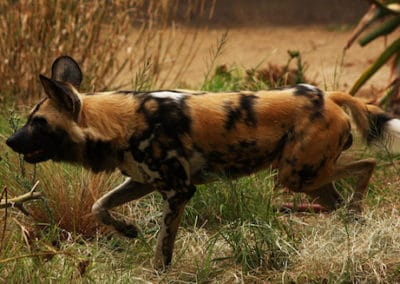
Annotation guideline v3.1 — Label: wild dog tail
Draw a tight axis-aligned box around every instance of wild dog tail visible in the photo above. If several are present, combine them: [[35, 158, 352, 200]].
[[327, 91, 400, 153]]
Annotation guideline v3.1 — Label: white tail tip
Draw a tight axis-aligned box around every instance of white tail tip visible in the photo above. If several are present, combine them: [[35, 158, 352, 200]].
[[384, 119, 400, 154]]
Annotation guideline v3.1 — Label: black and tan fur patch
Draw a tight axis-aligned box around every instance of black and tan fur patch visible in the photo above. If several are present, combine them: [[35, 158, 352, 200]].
[[7, 56, 400, 270]]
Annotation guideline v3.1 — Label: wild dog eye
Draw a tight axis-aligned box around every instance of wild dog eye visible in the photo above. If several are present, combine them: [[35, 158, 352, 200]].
[[32, 117, 48, 127]]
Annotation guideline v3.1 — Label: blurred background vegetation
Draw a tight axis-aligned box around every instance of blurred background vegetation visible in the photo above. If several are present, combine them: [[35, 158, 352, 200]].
[[0, 0, 372, 107], [0, 0, 214, 105], [346, 1, 400, 113]]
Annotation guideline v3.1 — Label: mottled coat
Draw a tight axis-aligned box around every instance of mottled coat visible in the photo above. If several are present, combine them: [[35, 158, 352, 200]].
[[6, 56, 400, 269]]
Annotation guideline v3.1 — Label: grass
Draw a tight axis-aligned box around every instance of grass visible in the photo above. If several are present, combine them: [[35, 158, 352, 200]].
[[2, 4, 400, 282], [0, 0, 208, 106], [2, 148, 400, 282], [2, 65, 400, 283]]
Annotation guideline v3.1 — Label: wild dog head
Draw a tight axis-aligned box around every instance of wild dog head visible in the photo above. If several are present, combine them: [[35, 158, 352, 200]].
[[6, 56, 85, 164]]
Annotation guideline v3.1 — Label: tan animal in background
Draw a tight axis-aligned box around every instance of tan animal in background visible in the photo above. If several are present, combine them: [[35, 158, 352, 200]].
[[6, 56, 400, 269]]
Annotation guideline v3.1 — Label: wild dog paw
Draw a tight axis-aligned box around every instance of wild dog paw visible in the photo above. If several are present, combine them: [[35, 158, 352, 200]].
[[113, 220, 139, 238], [153, 257, 170, 271]]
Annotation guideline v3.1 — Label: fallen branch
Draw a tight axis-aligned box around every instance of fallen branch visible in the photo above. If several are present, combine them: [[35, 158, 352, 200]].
[[0, 181, 42, 215], [277, 202, 329, 213]]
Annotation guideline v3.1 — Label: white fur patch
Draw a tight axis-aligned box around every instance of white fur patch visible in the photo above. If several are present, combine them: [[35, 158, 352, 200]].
[[297, 83, 319, 92], [150, 91, 185, 101], [384, 118, 400, 153]]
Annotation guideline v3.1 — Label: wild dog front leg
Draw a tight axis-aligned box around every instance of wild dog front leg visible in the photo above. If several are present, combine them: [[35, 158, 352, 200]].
[[92, 178, 155, 238], [154, 184, 196, 270]]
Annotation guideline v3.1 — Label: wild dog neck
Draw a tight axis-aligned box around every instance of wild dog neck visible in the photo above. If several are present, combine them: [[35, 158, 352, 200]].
[[55, 92, 139, 173], [79, 93, 138, 147]]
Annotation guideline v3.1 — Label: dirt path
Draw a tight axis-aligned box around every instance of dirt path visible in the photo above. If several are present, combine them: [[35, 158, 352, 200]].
[[164, 26, 393, 96]]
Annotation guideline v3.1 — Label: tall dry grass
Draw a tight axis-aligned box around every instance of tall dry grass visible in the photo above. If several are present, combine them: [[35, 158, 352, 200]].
[[0, 0, 214, 240], [0, 0, 212, 105]]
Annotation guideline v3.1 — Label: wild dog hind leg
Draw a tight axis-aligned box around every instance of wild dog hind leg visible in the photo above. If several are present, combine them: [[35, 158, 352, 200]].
[[332, 158, 376, 213], [303, 159, 376, 213], [92, 178, 155, 238]]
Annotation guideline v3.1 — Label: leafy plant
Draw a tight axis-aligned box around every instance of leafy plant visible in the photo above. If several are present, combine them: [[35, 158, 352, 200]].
[[202, 49, 312, 92], [346, 0, 400, 110]]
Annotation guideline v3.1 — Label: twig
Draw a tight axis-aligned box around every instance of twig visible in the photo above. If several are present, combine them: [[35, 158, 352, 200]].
[[345, 5, 378, 50], [0, 181, 42, 215], [0, 186, 8, 254], [0, 242, 87, 264], [201, 30, 229, 88], [0, 251, 65, 264]]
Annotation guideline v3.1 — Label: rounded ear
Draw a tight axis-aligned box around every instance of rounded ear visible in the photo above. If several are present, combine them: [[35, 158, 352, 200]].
[[51, 56, 83, 89], [40, 74, 81, 121]]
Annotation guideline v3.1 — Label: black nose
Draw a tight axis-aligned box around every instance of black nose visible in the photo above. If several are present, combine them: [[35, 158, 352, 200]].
[[6, 130, 25, 152], [6, 135, 16, 150]]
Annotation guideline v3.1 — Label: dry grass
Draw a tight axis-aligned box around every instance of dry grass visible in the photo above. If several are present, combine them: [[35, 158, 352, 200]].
[[2, 115, 400, 283], [29, 164, 123, 238], [289, 211, 400, 282], [0, 0, 213, 245], [0, 0, 211, 105], [2, 2, 400, 282]]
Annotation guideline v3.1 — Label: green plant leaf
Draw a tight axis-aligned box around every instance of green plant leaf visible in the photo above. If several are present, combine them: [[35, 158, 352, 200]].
[[359, 14, 400, 46], [350, 37, 400, 95], [345, 5, 388, 49], [369, 0, 400, 15]]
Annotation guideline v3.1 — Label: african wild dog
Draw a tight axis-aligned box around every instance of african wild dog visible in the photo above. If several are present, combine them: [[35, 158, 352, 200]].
[[6, 56, 400, 269]]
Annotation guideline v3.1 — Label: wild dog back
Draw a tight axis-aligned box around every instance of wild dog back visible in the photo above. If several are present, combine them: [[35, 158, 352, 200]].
[[125, 86, 351, 189]]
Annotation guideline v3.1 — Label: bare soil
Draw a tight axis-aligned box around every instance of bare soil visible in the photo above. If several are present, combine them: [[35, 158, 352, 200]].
[[121, 1, 395, 97], [172, 26, 394, 96]]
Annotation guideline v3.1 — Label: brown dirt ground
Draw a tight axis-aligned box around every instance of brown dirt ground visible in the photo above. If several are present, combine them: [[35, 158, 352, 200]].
[[168, 26, 395, 98], [121, 1, 396, 97]]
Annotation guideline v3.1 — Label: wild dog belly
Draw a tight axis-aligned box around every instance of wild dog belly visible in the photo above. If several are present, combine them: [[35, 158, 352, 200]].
[[193, 137, 286, 178]]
